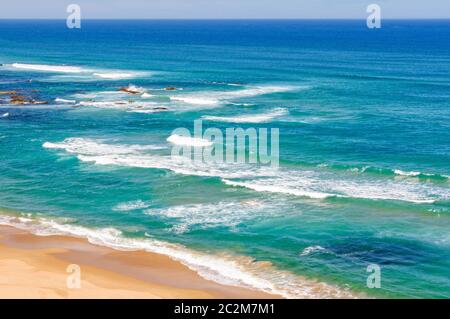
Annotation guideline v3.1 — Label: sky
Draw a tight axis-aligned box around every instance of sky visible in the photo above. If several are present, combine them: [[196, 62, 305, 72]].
[[1, 0, 449, 19]]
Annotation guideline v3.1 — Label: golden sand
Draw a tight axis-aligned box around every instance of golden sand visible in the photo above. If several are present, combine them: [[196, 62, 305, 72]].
[[0, 225, 277, 299]]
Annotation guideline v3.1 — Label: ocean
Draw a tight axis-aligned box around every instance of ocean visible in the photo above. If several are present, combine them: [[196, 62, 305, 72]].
[[0, 19, 449, 298]]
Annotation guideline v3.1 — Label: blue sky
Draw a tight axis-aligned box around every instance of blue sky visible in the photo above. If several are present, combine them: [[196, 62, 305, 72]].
[[1, 0, 449, 19]]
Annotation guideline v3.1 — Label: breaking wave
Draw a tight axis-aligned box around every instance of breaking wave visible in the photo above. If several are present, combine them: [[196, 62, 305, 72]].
[[43, 137, 272, 179], [167, 134, 213, 147], [9, 63, 149, 81], [222, 169, 450, 204], [170, 85, 298, 108], [11, 63, 83, 73], [202, 108, 288, 123], [43, 138, 450, 204], [55, 98, 76, 104]]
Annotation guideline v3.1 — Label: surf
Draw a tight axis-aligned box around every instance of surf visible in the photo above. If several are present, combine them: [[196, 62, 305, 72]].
[[42, 138, 450, 204], [8, 62, 150, 81], [202, 108, 288, 123], [11, 63, 83, 73], [169, 85, 298, 107]]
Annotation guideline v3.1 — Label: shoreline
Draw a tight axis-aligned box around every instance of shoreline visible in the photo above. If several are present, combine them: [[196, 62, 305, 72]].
[[0, 224, 277, 299]]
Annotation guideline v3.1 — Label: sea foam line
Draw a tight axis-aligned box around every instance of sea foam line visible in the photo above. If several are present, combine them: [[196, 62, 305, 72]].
[[202, 108, 288, 123], [393, 169, 449, 180], [42, 138, 450, 204], [319, 163, 449, 181], [222, 175, 445, 204], [170, 85, 299, 107], [11, 63, 83, 73], [93, 72, 136, 80], [55, 98, 76, 104], [222, 179, 336, 199], [9, 63, 149, 80], [42, 137, 276, 179]]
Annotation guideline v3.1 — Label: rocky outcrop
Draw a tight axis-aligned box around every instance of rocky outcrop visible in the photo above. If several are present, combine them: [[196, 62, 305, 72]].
[[10, 95, 27, 104], [10, 95, 47, 105]]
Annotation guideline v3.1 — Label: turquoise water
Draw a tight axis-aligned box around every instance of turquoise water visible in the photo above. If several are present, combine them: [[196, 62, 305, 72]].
[[0, 20, 449, 298]]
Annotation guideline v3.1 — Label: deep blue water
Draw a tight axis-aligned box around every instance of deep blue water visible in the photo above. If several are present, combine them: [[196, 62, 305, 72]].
[[0, 20, 449, 298]]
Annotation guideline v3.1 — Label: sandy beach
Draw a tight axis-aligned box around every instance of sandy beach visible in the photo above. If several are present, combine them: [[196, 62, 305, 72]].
[[0, 225, 277, 299]]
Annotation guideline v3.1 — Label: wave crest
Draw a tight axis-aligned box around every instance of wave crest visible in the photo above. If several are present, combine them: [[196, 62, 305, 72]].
[[43, 138, 450, 204], [11, 63, 83, 73], [170, 85, 299, 108], [202, 108, 288, 123]]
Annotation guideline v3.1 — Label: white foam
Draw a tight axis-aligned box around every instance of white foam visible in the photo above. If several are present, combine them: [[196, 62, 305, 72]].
[[145, 200, 279, 234], [43, 138, 160, 156], [55, 98, 76, 104], [73, 88, 166, 112], [170, 96, 219, 106], [170, 85, 297, 107], [300, 246, 327, 257], [211, 81, 243, 87], [113, 200, 151, 212], [77, 100, 161, 111], [228, 102, 254, 106], [392, 169, 447, 179], [78, 101, 129, 109], [93, 73, 136, 80], [73, 91, 127, 99], [42, 138, 449, 204], [120, 84, 147, 94], [128, 109, 161, 114], [222, 169, 449, 204], [167, 134, 213, 147], [1, 112, 9, 118], [129, 109, 168, 114], [394, 169, 421, 177], [11, 63, 83, 73], [203, 108, 288, 123], [0, 213, 356, 298], [222, 179, 336, 199], [219, 86, 294, 99], [42, 137, 274, 179], [10, 63, 149, 81]]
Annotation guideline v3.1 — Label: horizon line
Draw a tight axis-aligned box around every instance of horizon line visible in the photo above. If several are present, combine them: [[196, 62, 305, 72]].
[[1, 18, 450, 21]]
